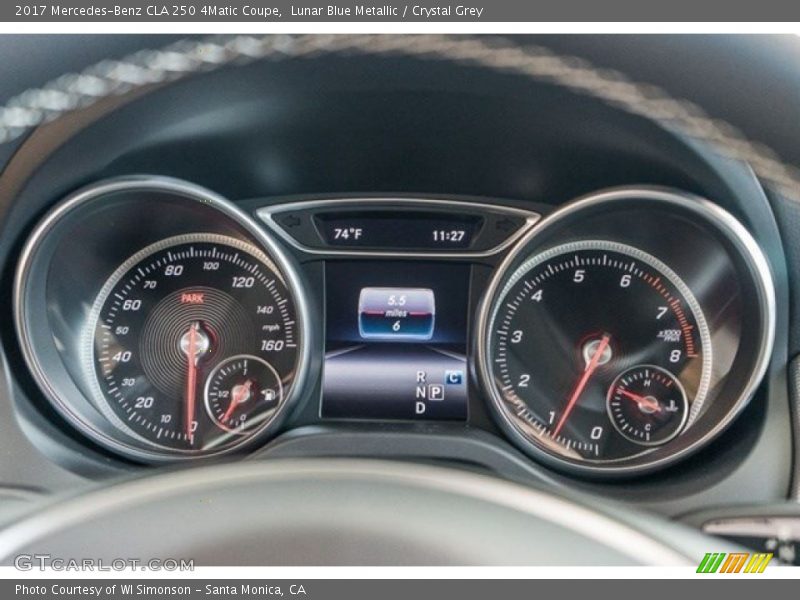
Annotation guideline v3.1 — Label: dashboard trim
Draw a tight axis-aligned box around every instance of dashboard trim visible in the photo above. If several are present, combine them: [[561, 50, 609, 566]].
[[256, 197, 540, 259]]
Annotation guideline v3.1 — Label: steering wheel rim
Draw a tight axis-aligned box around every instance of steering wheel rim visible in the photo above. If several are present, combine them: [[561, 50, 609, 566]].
[[0, 459, 718, 566]]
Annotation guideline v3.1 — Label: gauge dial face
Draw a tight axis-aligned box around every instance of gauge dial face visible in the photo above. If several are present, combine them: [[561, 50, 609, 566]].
[[607, 365, 688, 446], [88, 234, 299, 454], [204, 354, 283, 433], [486, 240, 711, 465]]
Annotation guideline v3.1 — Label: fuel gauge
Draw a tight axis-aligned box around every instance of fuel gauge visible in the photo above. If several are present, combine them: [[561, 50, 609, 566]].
[[204, 355, 283, 434]]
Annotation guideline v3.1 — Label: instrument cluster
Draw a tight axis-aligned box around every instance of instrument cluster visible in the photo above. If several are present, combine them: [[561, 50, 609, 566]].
[[13, 176, 775, 476]]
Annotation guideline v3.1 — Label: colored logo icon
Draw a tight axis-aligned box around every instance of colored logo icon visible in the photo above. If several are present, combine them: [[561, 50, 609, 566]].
[[696, 552, 773, 573]]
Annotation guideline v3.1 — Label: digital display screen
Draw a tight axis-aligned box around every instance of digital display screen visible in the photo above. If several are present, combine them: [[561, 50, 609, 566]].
[[315, 212, 482, 249], [322, 261, 470, 421]]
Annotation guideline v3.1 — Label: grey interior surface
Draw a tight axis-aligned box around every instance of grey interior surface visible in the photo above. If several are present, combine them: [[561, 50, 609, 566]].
[[0, 34, 797, 564]]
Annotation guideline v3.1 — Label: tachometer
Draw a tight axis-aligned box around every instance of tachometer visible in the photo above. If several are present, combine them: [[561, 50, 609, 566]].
[[87, 233, 298, 453], [477, 187, 776, 476], [486, 240, 711, 464]]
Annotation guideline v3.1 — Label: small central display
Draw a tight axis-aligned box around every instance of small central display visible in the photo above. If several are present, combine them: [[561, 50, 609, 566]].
[[358, 287, 435, 341], [315, 211, 482, 249], [322, 261, 469, 421]]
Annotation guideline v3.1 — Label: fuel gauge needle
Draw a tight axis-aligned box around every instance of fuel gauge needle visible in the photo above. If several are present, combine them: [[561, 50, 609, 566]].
[[553, 333, 611, 437], [222, 380, 252, 425]]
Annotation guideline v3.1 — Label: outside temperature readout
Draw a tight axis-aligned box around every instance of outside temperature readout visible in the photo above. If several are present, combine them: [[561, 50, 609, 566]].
[[332, 227, 364, 241], [315, 212, 482, 250]]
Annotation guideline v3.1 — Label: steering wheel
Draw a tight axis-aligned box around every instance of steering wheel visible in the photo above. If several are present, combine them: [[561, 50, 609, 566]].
[[0, 459, 727, 565]]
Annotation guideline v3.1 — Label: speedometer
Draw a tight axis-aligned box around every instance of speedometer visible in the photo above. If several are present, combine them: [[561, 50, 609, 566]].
[[15, 176, 312, 462], [487, 240, 711, 462], [87, 233, 298, 454]]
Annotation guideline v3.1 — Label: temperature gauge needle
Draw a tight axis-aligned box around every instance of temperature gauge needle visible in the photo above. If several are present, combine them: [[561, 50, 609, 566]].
[[553, 333, 611, 437], [617, 388, 662, 413]]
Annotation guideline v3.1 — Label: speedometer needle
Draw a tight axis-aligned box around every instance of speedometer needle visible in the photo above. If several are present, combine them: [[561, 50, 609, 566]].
[[185, 321, 200, 440], [553, 333, 611, 437]]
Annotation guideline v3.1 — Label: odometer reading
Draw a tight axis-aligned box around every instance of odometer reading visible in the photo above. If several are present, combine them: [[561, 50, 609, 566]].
[[486, 240, 711, 464], [88, 234, 299, 454]]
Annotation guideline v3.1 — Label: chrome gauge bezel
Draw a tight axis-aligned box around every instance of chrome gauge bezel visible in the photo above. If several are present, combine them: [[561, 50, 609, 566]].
[[486, 239, 714, 452], [14, 176, 312, 463], [203, 353, 284, 435], [475, 187, 776, 477], [605, 364, 690, 447]]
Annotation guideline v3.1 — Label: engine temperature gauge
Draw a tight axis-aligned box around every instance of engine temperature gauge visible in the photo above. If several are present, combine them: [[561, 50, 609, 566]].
[[204, 355, 283, 434], [606, 365, 688, 446]]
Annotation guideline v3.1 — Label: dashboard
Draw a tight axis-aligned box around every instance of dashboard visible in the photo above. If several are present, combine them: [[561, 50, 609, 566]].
[[0, 35, 797, 543]]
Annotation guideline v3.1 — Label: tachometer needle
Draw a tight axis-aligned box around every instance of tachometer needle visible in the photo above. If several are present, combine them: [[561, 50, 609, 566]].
[[185, 321, 200, 440], [553, 333, 611, 437]]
